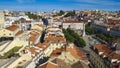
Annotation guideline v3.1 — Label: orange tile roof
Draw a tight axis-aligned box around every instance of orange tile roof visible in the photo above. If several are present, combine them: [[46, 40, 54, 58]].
[[29, 30, 41, 43], [45, 36, 66, 43], [93, 44, 112, 53], [15, 30, 24, 36], [47, 29, 61, 32], [63, 17, 81, 23], [112, 62, 120, 67], [66, 45, 88, 60], [5, 25, 19, 31], [51, 47, 65, 57], [93, 44, 120, 60], [37, 43, 49, 51], [29, 35, 37, 43], [38, 62, 57, 68], [63, 20, 82, 23], [108, 19, 120, 24], [28, 43, 49, 58], [28, 47, 39, 57], [108, 52, 120, 59]]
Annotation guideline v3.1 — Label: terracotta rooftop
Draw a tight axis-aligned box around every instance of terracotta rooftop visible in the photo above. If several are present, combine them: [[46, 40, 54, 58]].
[[108, 52, 120, 59], [15, 30, 24, 36], [53, 18, 61, 22], [66, 45, 88, 60], [29, 36, 36, 43], [38, 62, 57, 68], [49, 43, 88, 60], [28, 47, 39, 57], [62, 17, 82, 23], [50, 47, 65, 57], [63, 20, 82, 23], [45, 36, 66, 43], [47, 27, 61, 31], [112, 62, 120, 67], [93, 44, 120, 60], [28, 43, 49, 58], [108, 19, 120, 24], [29, 30, 42, 43], [93, 44, 112, 53], [37, 43, 49, 51], [5, 25, 19, 31]]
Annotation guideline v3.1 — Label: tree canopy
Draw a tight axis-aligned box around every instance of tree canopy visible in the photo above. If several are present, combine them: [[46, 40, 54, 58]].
[[85, 27, 98, 34], [85, 25, 119, 44], [63, 28, 86, 47], [26, 12, 40, 19], [64, 11, 76, 17]]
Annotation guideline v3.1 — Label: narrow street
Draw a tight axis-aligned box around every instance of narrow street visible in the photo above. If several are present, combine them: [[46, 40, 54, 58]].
[[82, 35, 101, 46], [82, 34, 101, 52]]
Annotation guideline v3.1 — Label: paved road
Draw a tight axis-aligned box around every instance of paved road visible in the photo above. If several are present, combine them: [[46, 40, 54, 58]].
[[82, 35, 100, 46], [82, 35, 101, 52], [0, 57, 18, 68], [0, 41, 8, 46]]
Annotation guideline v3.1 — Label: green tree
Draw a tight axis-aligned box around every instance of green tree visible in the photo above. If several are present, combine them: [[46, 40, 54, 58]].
[[85, 27, 98, 34], [63, 28, 86, 47], [59, 10, 65, 16], [64, 11, 75, 17], [87, 22, 92, 27], [97, 34, 107, 41], [56, 10, 65, 16], [26, 12, 40, 20], [0, 46, 22, 59]]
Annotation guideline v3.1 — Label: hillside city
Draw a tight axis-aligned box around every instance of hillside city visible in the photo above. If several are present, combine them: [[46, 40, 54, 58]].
[[0, 10, 120, 68]]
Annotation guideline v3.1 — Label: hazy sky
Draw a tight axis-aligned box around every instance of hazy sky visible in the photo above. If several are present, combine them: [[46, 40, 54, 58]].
[[0, 0, 120, 11]]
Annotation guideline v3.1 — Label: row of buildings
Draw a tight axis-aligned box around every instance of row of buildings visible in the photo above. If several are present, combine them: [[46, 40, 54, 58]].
[[0, 9, 119, 68], [24, 24, 89, 68], [89, 44, 120, 68], [0, 10, 89, 68]]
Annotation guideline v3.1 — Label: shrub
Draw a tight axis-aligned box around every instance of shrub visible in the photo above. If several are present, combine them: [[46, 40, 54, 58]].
[[0, 46, 22, 59]]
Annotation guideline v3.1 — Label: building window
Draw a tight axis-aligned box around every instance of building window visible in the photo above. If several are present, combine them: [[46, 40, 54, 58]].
[[9, 33, 11, 35], [68, 25, 71, 28]]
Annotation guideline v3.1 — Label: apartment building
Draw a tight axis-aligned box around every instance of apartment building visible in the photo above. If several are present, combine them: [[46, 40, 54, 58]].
[[89, 44, 120, 68], [38, 44, 89, 68], [0, 25, 20, 37], [0, 10, 5, 29]]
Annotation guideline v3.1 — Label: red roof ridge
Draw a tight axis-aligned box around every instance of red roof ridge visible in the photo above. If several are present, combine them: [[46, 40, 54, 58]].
[[5, 25, 19, 31]]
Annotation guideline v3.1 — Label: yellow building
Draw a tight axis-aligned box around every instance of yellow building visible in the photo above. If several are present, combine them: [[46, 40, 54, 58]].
[[31, 24, 43, 31], [0, 25, 20, 37], [0, 10, 5, 29]]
